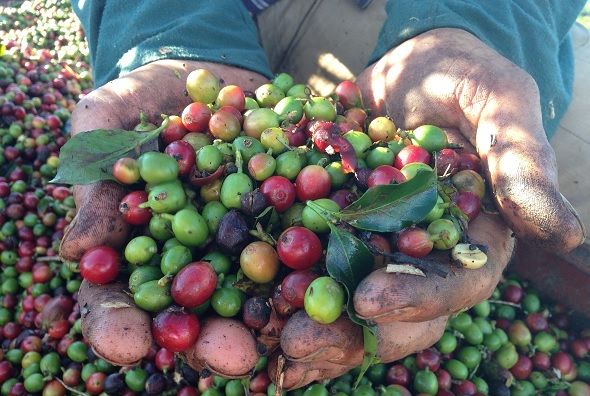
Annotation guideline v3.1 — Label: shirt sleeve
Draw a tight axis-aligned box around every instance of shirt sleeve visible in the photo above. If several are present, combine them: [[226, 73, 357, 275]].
[[71, 0, 273, 88], [369, 0, 587, 137]]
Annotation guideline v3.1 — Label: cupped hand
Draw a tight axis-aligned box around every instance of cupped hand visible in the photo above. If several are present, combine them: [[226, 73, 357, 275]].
[[60, 60, 267, 261], [268, 27, 585, 389], [357, 28, 585, 252], [61, 60, 268, 375], [269, 138, 514, 389]]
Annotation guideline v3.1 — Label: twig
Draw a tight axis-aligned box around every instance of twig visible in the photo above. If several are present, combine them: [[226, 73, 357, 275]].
[[275, 355, 285, 396], [55, 377, 89, 396], [487, 300, 521, 308], [35, 256, 62, 262]]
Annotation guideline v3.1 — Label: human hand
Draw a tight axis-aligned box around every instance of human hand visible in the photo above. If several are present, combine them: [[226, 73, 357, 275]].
[[267, 28, 585, 389], [268, 145, 513, 389], [60, 60, 269, 376], [357, 28, 585, 253]]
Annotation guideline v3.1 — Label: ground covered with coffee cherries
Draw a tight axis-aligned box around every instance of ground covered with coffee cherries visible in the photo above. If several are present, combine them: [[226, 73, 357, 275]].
[[1, 1, 589, 395]]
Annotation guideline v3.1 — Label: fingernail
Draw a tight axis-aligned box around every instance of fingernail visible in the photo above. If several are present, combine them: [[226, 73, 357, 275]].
[[560, 193, 587, 244]]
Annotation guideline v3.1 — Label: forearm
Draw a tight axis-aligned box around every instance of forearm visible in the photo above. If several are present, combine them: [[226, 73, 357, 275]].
[[370, 0, 586, 137], [71, 0, 272, 87]]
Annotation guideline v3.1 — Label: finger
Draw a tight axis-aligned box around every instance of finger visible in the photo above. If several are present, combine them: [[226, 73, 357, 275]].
[[183, 317, 260, 378], [267, 351, 354, 391], [78, 280, 152, 365], [59, 182, 130, 261], [267, 313, 447, 390], [357, 29, 585, 253], [61, 60, 271, 262], [280, 310, 364, 365], [474, 72, 586, 253], [354, 211, 514, 323], [60, 91, 132, 262], [269, 310, 364, 390], [375, 316, 447, 362]]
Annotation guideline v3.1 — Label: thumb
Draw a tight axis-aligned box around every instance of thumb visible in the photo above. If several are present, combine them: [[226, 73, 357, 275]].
[[475, 73, 586, 253], [59, 182, 130, 261]]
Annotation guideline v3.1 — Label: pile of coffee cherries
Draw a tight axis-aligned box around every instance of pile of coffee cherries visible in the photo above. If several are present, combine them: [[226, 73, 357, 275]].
[[0, 0, 588, 394]]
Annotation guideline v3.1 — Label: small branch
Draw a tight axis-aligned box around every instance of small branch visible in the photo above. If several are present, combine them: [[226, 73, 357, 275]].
[[36, 256, 62, 262], [55, 377, 89, 396], [487, 300, 521, 308], [275, 355, 285, 396]]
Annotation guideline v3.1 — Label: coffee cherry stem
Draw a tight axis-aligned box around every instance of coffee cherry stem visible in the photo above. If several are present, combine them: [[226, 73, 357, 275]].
[[278, 136, 292, 152], [316, 157, 329, 167], [135, 111, 157, 132], [158, 213, 175, 222], [397, 129, 411, 139], [63, 260, 80, 273], [157, 274, 173, 287], [249, 223, 276, 246]]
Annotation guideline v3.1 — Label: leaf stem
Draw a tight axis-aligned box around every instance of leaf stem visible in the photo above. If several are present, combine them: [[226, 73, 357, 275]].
[[149, 115, 169, 138]]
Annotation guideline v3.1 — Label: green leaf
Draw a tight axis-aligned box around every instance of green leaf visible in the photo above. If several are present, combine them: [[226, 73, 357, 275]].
[[0, 44, 5, 57], [50, 120, 167, 185], [325, 224, 379, 387], [326, 225, 374, 294], [338, 169, 437, 232]]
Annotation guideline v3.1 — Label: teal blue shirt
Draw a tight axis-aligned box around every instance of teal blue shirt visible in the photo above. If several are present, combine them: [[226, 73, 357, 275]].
[[72, 0, 586, 137]]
